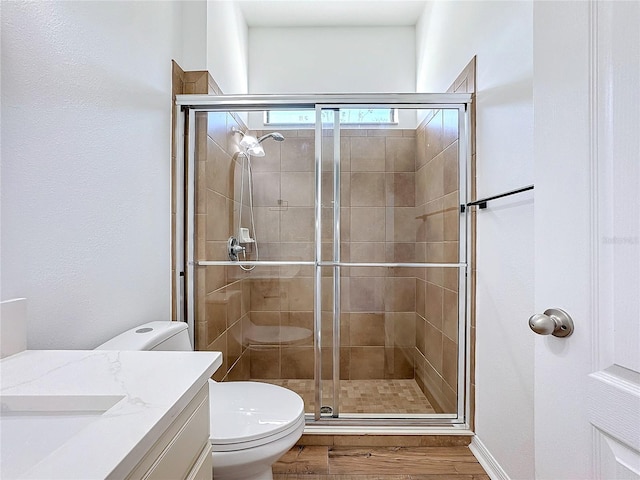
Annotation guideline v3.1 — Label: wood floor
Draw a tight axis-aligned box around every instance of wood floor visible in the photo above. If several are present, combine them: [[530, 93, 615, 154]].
[[273, 445, 489, 479]]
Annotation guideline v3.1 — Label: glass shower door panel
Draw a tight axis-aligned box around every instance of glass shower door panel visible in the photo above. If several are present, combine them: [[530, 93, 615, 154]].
[[341, 265, 461, 416], [336, 107, 463, 418], [315, 108, 340, 418]]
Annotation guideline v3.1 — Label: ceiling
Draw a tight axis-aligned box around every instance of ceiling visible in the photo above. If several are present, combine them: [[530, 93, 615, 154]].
[[236, 0, 428, 27]]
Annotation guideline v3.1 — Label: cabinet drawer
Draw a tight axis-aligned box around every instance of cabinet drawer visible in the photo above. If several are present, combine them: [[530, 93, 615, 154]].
[[186, 444, 212, 480], [126, 383, 209, 480]]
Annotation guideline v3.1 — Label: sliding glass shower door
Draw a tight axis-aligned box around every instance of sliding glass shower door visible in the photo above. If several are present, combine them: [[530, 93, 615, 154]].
[[177, 94, 471, 428]]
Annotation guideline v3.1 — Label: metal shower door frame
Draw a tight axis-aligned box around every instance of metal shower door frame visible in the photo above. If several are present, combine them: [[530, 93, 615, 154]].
[[175, 93, 473, 431]]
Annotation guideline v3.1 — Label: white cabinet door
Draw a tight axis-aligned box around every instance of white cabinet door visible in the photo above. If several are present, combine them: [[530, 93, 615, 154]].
[[534, 1, 640, 478]]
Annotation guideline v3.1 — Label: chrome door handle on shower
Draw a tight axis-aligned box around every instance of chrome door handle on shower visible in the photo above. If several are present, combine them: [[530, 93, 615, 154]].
[[528, 308, 574, 337]]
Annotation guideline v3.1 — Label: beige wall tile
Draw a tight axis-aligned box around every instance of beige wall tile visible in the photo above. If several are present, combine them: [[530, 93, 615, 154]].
[[387, 312, 416, 347], [425, 199, 444, 243], [385, 137, 416, 172], [385, 207, 417, 243], [253, 207, 280, 243], [384, 277, 416, 312], [349, 277, 385, 312], [281, 311, 314, 346], [281, 207, 315, 242], [386, 173, 415, 207], [367, 128, 402, 137], [204, 263, 225, 295], [350, 207, 385, 242], [415, 204, 427, 243], [341, 207, 351, 242], [444, 266, 460, 293], [386, 347, 415, 379], [425, 110, 444, 163], [386, 242, 416, 278], [252, 172, 281, 207], [281, 347, 314, 378], [195, 161, 206, 214], [443, 192, 459, 242], [415, 315, 426, 355], [350, 136, 385, 171], [425, 243, 444, 286], [350, 346, 385, 379], [250, 346, 280, 378], [282, 137, 314, 172], [443, 141, 459, 195], [423, 359, 447, 412], [207, 111, 228, 151], [321, 136, 351, 172], [250, 279, 283, 311], [206, 191, 231, 241], [443, 289, 458, 342], [206, 138, 234, 198], [250, 147, 281, 174], [424, 321, 443, 373], [227, 319, 242, 366], [425, 154, 444, 203], [205, 293, 227, 344], [426, 282, 444, 330], [283, 276, 314, 311], [442, 335, 458, 390], [415, 164, 428, 207], [351, 172, 386, 206], [210, 332, 227, 381], [385, 242, 416, 263], [350, 313, 385, 346], [443, 109, 459, 149], [415, 126, 427, 170], [281, 172, 314, 207], [442, 379, 457, 413], [416, 279, 426, 319], [349, 242, 385, 277]]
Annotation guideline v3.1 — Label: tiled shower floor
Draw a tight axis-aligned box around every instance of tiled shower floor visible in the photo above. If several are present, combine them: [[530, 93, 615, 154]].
[[256, 379, 436, 415]]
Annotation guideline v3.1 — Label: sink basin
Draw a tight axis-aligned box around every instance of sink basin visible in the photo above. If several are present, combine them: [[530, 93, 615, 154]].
[[0, 395, 124, 478]]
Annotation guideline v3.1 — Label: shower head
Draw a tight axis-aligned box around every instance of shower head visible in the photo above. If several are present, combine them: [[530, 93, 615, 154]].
[[234, 129, 284, 157], [258, 132, 285, 143]]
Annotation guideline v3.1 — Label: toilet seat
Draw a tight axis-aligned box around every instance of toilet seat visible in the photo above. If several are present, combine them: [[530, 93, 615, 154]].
[[208, 380, 305, 452]]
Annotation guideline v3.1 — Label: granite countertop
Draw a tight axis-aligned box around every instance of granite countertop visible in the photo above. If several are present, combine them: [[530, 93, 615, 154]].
[[0, 349, 222, 479]]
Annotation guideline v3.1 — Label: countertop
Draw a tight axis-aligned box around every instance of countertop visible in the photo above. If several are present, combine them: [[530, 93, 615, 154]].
[[0, 349, 222, 479]]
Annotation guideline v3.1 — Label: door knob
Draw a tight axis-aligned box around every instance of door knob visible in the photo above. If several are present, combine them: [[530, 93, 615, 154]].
[[528, 308, 574, 337]]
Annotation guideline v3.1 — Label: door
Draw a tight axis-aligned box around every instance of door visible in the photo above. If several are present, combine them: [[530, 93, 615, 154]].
[[314, 104, 470, 422], [534, 1, 640, 478]]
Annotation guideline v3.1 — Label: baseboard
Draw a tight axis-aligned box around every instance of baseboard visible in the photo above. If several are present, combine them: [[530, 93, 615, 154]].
[[469, 436, 510, 480]]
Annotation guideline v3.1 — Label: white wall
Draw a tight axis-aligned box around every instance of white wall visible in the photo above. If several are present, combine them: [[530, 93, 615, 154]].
[[248, 26, 415, 94], [181, 1, 208, 71], [206, 0, 249, 93], [417, 2, 534, 479], [1, 0, 185, 349]]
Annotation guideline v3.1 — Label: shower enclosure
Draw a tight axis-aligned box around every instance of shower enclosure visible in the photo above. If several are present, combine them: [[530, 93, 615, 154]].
[[175, 94, 472, 429]]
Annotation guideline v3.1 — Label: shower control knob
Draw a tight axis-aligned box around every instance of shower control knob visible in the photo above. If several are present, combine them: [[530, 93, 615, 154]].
[[227, 237, 245, 261], [528, 308, 574, 337]]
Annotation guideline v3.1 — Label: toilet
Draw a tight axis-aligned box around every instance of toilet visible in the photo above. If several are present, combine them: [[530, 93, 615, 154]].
[[96, 321, 304, 480]]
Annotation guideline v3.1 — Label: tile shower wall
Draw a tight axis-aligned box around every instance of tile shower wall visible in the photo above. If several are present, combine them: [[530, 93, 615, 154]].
[[414, 109, 460, 413], [247, 129, 419, 383], [192, 73, 253, 382], [187, 90, 464, 413]]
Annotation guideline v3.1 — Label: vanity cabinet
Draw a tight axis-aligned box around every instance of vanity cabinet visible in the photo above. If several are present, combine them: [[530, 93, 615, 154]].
[[0, 350, 220, 480], [126, 384, 212, 480]]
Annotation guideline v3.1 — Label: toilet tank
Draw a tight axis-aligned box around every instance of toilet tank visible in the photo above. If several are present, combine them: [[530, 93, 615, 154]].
[[95, 321, 192, 351]]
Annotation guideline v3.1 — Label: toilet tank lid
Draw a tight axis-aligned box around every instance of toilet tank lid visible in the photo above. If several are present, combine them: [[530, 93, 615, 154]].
[[95, 321, 188, 351]]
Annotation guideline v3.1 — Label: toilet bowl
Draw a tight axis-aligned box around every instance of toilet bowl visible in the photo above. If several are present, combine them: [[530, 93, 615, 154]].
[[96, 321, 304, 480], [209, 381, 304, 480]]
